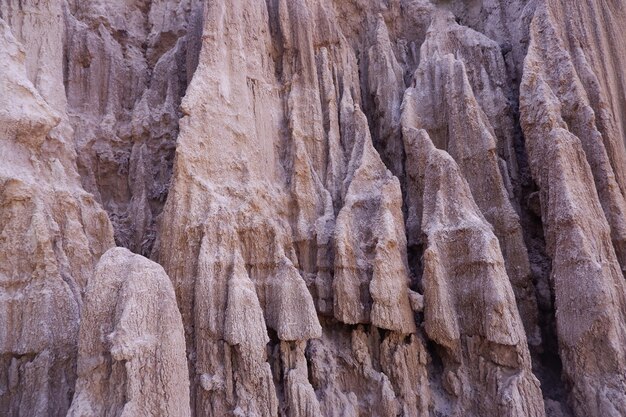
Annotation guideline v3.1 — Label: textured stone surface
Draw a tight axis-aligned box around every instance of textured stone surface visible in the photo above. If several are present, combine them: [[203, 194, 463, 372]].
[[519, 2, 626, 416], [2, 1, 626, 417], [64, 0, 203, 255], [0, 10, 114, 416], [403, 127, 544, 417], [68, 248, 190, 417], [402, 12, 540, 345]]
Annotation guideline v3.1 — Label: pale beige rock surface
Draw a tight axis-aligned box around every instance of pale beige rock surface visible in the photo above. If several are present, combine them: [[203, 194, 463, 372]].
[[520, 2, 626, 416], [402, 12, 540, 345], [0, 10, 114, 416], [403, 127, 544, 416], [68, 248, 190, 417], [2, 1, 626, 417]]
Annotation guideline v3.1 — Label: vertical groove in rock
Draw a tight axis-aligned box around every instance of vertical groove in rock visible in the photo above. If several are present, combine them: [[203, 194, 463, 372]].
[[64, 0, 204, 255], [402, 11, 540, 347], [402, 128, 545, 417], [155, 1, 430, 416], [520, 1, 626, 273]]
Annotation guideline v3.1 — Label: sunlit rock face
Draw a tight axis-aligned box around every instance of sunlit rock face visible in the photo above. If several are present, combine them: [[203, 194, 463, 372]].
[[2, 1, 626, 417]]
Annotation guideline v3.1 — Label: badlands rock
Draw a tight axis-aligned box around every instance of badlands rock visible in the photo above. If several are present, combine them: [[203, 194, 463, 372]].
[[67, 248, 190, 417], [0, 12, 114, 417], [401, 12, 540, 345], [65, 0, 203, 255], [402, 127, 544, 417], [2, 0, 626, 417], [520, 2, 626, 416]]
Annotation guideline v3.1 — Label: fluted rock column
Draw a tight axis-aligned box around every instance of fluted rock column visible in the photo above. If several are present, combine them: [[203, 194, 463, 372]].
[[402, 127, 545, 417], [68, 248, 190, 417], [520, 2, 626, 415]]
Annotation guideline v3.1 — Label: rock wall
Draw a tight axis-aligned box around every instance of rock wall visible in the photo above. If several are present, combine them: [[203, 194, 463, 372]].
[[2, 1, 626, 417], [0, 5, 114, 415], [65, 0, 203, 255]]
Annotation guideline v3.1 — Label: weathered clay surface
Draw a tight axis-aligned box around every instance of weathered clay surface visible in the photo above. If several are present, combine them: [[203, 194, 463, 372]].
[[65, 0, 203, 255], [68, 248, 190, 417], [2, 1, 626, 417], [402, 11, 540, 346], [403, 127, 544, 416], [0, 9, 114, 416], [519, 2, 626, 416]]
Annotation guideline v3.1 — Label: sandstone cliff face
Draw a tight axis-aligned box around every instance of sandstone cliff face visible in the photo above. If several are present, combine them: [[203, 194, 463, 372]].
[[64, 0, 203, 256], [2, 1, 626, 417]]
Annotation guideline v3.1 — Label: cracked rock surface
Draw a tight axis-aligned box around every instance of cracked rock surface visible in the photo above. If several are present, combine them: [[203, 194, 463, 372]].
[[2, 1, 626, 417]]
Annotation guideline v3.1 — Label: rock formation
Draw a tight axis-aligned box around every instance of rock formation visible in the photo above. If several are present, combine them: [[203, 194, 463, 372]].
[[402, 12, 540, 345], [519, 2, 626, 416], [2, 0, 626, 417], [68, 248, 190, 417], [0, 11, 114, 416], [65, 0, 203, 255], [403, 128, 544, 417]]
